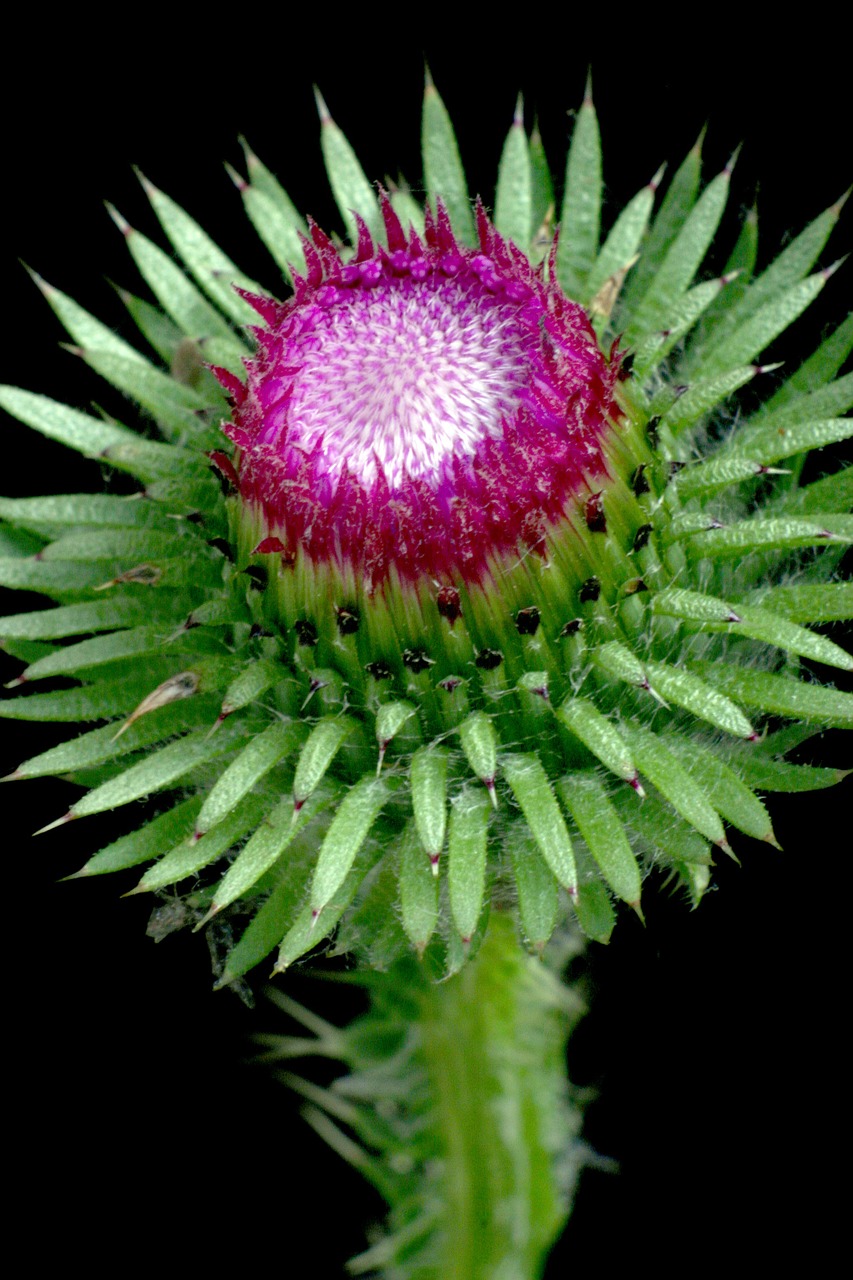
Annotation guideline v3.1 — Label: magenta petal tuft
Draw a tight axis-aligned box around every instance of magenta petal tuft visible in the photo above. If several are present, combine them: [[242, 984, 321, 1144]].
[[230, 209, 619, 589]]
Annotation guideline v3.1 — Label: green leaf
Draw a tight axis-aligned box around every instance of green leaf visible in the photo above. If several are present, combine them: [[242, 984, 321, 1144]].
[[239, 140, 307, 273], [727, 750, 848, 793], [494, 100, 532, 252], [141, 175, 262, 324], [240, 183, 305, 283], [632, 275, 736, 378], [410, 745, 448, 863], [0, 595, 179, 640], [692, 662, 853, 729], [693, 270, 831, 380], [136, 792, 271, 892], [586, 175, 656, 303], [688, 195, 843, 373], [685, 515, 853, 557], [733, 416, 853, 467], [213, 790, 331, 914], [116, 286, 187, 365], [399, 821, 439, 952], [611, 785, 712, 867], [374, 700, 418, 764], [217, 848, 313, 985], [556, 696, 638, 785], [39, 527, 204, 564], [220, 659, 282, 716], [751, 375, 853, 431], [293, 717, 355, 808], [79, 347, 211, 441], [644, 658, 756, 739], [458, 710, 498, 792], [623, 725, 727, 847], [0, 677, 153, 722], [718, 603, 853, 672], [763, 313, 853, 413], [9, 694, 218, 779], [66, 720, 244, 821], [783, 465, 853, 516], [626, 160, 731, 340], [660, 365, 758, 439], [33, 273, 150, 366], [421, 78, 475, 246], [741, 582, 853, 624], [14, 626, 201, 684], [72, 796, 202, 877], [593, 640, 647, 688], [620, 131, 703, 320], [315, 90, 381, 242], [448, 786, 490, 941], [0, 387, 177, 481], [677, 741, 776, 843], [112, 210, 242, 344], [559, 773, 641, 906], [508, 826, 559, 950], [556, 87, 602, 301], [196, 720, 307, 836], [573, 877, 616, 944], [528, 123, 554, 243], [652, 586, 742, 626], [0, 491, 178, 537], [275, 840, 384, 972], [310, 776, 388, 915], [501, 753, 577, 894]]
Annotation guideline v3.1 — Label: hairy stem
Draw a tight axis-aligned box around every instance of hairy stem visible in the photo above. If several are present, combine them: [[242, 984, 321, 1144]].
[[296, 913, 589, 1279], [417, 914, 585, 1279]]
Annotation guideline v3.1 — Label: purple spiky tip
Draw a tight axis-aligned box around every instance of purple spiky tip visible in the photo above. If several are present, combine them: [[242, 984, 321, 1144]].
[[223, 194, 620, 589]]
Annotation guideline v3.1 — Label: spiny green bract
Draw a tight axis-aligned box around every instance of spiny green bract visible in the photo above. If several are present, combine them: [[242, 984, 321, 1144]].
[[1, 82, 851, 988]]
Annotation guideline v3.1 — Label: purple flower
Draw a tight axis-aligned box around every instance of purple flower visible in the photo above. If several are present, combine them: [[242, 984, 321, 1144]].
[[220, 194, 619, 592]]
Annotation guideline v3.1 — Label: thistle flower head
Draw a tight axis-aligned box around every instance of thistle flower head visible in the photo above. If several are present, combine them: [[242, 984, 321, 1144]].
[[227, 196, 617, 590], [1, 81, 850, 988]]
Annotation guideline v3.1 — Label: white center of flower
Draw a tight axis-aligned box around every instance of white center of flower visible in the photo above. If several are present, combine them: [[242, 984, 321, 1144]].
[[286, 278, 530, 489]]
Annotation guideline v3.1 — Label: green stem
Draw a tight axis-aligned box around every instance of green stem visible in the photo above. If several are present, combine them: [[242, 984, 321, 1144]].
[[297, 914, 589, 1279], [417, 914, 585, 1279]]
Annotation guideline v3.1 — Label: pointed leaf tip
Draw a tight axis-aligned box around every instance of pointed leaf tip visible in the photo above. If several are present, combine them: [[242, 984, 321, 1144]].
[[313, 86, 331, 122], [33, 812, 74, 836]]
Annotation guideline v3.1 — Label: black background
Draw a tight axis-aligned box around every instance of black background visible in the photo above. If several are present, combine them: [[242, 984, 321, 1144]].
[[2, 25, 850, 1275]]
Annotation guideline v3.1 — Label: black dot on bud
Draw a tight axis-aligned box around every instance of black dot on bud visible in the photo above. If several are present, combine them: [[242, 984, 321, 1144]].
[[579, 577, 601, 603], [403, 648, 434, 673], [617, 352, 635, 380], [244, 564, 267, 590], [208, 537, 235, 561], [294, 619, 318, 647], [632, 465, 650, 496], [646, 416, 661, 447], [515, 607, 541, 636], [249, 623, 273, 640], [560, 618, 583, 638], [439, 676, 463, 693], [365, 660, 392, 680], [336, 605, 360, 635], [633, 523, 654, 552], [584, 492, 607, 534], [437, 585, 462, 624], [475, 648, 503, 671], [186, 510, 205, 525]]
